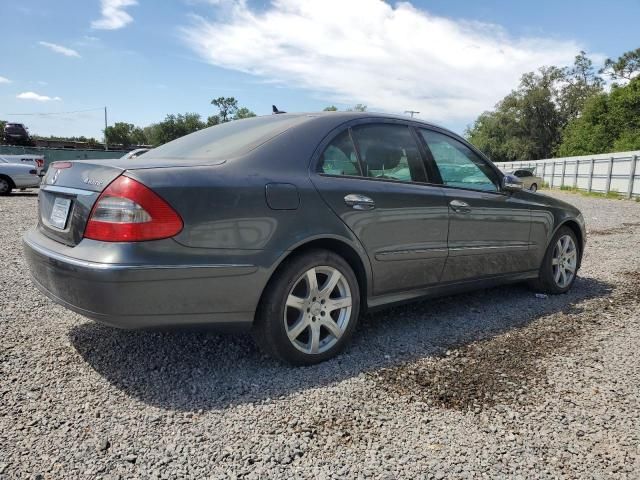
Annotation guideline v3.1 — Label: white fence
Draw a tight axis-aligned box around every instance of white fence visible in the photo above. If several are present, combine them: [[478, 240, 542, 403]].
[[498, 151, 640, 198]]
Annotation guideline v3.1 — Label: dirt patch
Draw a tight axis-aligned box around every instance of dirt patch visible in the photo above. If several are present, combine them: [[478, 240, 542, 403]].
[[589, 222, 640, 236], [368, 272, 640, 412]]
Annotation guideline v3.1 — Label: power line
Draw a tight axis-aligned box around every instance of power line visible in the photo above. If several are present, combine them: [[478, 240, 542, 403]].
[[0, 107, 105, 116]]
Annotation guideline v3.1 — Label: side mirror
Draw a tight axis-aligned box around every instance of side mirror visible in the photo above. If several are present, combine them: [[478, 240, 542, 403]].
[[502, 174, 523, 192]]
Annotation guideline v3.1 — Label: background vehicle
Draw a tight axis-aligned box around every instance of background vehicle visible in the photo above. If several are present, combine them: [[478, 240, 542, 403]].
[[0, 155, 45, 175], [510, 169, 543, 192], [23, 113, 585, 365], [0, 158, 41, 195], [120, 148, 151, 160], [3, 123, 32, 146]]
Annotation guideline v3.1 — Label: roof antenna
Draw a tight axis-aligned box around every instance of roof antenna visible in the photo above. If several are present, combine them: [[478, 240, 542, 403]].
[[272, 105, 286, 114]]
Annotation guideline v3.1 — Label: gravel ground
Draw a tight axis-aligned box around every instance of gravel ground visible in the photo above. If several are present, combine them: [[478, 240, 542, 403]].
[[1, 189, 639, 479]]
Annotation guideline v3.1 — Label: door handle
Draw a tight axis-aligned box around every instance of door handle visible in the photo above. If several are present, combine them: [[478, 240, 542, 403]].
[[449, 199, 471, 213], [344, 194, 375, 210]]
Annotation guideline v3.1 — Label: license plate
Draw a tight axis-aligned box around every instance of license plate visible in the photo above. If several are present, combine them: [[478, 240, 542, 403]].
[[50, 197, 72, 229]]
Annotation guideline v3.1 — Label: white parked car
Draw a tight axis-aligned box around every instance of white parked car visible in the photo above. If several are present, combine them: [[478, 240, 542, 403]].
[[0, 155, 45, 175], [0, 157, 42, 195]]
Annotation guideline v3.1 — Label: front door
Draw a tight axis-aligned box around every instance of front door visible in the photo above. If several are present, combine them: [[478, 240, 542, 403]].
[[311, 122, 449, 295], [418, 128, 534, 283]]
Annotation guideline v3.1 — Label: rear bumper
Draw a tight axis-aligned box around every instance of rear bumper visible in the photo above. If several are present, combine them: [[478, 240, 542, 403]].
[[22, 228, 263, 330]]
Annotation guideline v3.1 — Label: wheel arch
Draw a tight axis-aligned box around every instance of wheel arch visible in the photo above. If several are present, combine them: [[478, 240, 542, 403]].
[[256, 236, 371, 321]]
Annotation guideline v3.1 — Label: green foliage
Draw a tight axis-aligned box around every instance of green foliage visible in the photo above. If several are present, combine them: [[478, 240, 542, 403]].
[[600, 48, 640, 81], [0, 120, 6, 135], [104, 122, 146, 147], [557, 77, 640, 156], [211, 97, 238, 123], [144, 113, 206, 146], [347, 104, 367, 112], [233, 107, 256, 120], [466, 52, 604, 162], [323, 106, 338, 111]]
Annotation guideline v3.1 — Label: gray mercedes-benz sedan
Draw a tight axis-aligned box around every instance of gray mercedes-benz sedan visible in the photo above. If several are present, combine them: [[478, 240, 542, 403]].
[[23, 112, 585, 365]]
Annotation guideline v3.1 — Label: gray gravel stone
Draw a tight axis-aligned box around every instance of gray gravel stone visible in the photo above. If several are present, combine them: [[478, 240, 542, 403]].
[[1, 189, 640, 478]]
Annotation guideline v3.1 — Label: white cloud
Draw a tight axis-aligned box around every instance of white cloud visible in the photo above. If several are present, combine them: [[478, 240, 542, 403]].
[[17, 91, 62, 102], [38, 41, 81, 58], [181, 0, 585, 123], [92, 0, 138, 30], [0, 76, 11, 84]]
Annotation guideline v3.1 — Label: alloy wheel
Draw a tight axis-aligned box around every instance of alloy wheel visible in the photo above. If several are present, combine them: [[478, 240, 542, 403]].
[[0, 178, 9, 194], [552, 234, 577, 288], [283, 266, 352, 355]]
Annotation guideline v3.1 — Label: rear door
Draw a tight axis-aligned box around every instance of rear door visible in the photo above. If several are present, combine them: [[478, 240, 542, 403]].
[[418, 128, 534, 282], [311, 121, 449, 296]]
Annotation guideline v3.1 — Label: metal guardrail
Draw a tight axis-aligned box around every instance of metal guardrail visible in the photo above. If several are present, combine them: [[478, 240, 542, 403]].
[[498, 151, 640, 199]]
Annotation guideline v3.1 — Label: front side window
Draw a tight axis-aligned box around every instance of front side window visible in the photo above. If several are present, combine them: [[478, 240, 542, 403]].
[[420, 129, 498, 191], [351, 124, 425, 182], [318, 130, 360, 176]]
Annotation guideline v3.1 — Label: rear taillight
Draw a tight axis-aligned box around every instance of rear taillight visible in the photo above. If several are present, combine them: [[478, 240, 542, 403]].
[[36, 159, 44, 167], [84, 176, 183, 242]]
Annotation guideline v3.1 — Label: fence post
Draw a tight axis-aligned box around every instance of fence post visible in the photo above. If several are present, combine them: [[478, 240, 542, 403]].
[[574, 160, 579, 188], [551, 162, 556, 188], [628, 155, 638, 199], [561, 160, 567, 188], [605, 156, 614, 194], [588, 158, 595, 192], [542, 162, 547, 185]]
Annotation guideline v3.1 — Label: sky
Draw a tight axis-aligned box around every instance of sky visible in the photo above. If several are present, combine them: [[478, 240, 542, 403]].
[[0, 0, 638, 139]]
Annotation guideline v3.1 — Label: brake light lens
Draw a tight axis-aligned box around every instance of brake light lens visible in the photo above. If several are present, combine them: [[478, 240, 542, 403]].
[[35, 158, 44, 167], [51, 161, 72, 169], [84, 176, 183, 242]]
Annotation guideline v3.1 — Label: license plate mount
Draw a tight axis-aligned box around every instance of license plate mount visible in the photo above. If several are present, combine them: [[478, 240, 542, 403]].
[[50, 197, 72, 230]]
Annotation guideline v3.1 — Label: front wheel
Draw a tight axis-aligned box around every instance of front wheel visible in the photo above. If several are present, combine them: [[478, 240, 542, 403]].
[[253, 249, 360, 365], [0, 177, 13, 196], [530, 226, 579, 294]]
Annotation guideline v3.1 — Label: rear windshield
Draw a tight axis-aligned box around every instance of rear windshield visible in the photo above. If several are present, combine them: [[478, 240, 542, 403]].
[[146, 115, 304, 160]]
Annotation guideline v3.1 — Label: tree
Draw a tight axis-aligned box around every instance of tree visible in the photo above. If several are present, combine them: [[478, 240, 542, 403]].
[[600, 48, 640, 81], [104, 122, 146, 147], [557, 77, 640, 156], [233, 107, 256, 120], [144, 113, 206, 146], [465, 52, 604, 162], [347, 104, 367, 112], [211, 97, 238, 123], [560, 51, 605, 123], [323, 106, 338, 111]]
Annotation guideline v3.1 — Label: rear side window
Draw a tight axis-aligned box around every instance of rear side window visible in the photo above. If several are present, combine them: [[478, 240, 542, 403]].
[[351, 124, 426, 182], [420, 129, 499, 191], [319, 130, 360, 176]]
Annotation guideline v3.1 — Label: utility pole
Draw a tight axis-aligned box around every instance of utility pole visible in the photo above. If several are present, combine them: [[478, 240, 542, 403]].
[[404, 110, 420, 118], [104, 106, 108, 151]]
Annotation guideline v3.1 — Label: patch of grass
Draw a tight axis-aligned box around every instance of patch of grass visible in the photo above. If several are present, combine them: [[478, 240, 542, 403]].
[[553, 186, 625, 200]]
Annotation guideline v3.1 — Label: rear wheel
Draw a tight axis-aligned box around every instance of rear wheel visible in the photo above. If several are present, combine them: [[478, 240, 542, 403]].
[[530, 226, 579, 294], [253, 249, 360, 365], [530, 183, 538, 192], [0, 177, 13, 196]]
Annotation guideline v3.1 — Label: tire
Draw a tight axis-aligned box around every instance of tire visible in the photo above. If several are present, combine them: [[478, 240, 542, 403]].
[[0, 176, 13, 196], [253, 249, 361, 366], [529, 226, 579, 294], [530, 183, 538, 192]]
